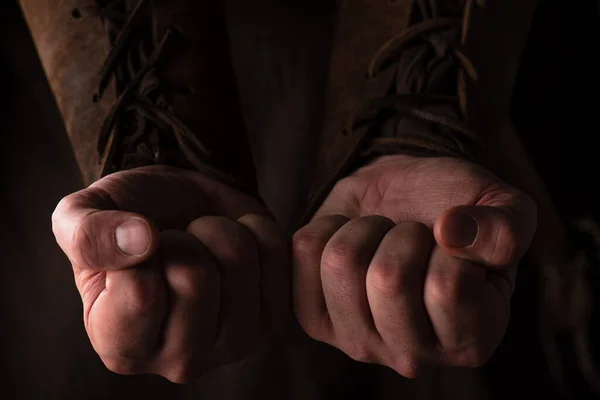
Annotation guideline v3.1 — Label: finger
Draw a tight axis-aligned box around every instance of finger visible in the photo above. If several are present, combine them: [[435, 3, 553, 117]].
[[434, 195, 537, 267], [237, 214, 292, 338], [86, 255, 167, 374], [321, 216, 395, 361], [291, 215, 349, 341], [365, 222, 434, 378], [52, 187, 158, 270], [424, 247, 510, 367], [186, 216, 260, 364], [151, 230, 221, 383]]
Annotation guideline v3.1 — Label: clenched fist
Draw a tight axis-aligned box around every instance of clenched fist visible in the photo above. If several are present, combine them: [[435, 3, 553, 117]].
[[51, 166, 291, 383], [293, 155, 537, 377]]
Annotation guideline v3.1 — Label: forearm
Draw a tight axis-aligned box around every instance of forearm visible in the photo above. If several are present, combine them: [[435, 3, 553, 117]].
[[19, 0, 258, 198]]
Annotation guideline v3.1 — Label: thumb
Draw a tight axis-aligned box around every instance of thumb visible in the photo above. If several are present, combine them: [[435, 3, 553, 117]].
[[433, 196, 537, 267], [52, 187, 158, 270]]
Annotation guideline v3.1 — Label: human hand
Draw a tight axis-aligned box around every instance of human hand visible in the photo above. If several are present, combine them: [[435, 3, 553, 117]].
[[51, 165, 291, 383], [292, 155, 536, 377]]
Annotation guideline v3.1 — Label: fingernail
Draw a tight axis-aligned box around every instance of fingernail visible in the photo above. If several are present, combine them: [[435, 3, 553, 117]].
[[115, 219, 151, 256], [443, 211, 479, 248]]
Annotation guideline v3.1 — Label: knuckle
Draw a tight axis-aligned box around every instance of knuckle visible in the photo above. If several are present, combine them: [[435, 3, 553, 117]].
[[292, 230, 321, 264], [427, 273, 461, 310], [238, 213, 285, 242], [123, 276, 163, 318], [237, 213, 264, 226], [322, 242, 360, 275], [168, 264, 216, 299], [368, 263, 409, 297], [292, 216, 350, 265]]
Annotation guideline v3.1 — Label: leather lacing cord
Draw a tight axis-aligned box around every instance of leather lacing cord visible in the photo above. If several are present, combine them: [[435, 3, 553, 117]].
[[71, 0, 253, 196], [346, 10, 482, 162]]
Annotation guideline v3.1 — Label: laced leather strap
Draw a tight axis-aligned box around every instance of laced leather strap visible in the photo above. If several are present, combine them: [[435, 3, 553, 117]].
[[71, 0, 259, 199], [347, 7, 482, 165]]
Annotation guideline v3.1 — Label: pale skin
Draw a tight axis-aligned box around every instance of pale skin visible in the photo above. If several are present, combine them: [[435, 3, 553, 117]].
[[51, 154, 537, 382], [293, 154, 537, 377], [51, 165, 292, 383]]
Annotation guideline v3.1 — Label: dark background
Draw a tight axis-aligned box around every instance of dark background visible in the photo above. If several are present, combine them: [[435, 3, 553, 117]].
[[1, 0, 600, 398]]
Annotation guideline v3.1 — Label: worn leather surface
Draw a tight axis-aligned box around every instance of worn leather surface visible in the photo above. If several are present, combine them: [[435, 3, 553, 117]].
[[18, 0, 113, 186], [18, 0, 258, 194]]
